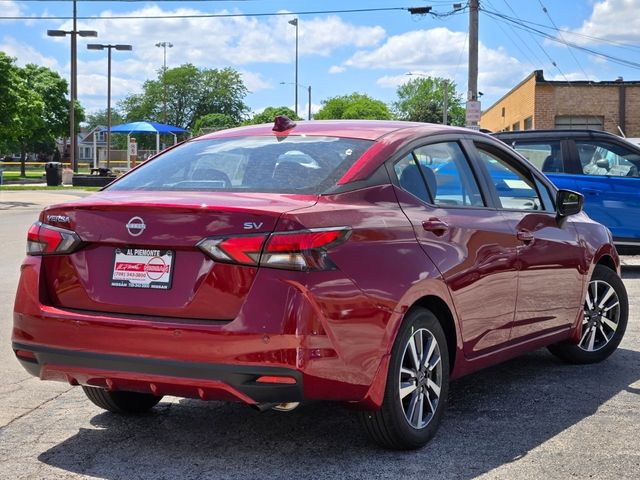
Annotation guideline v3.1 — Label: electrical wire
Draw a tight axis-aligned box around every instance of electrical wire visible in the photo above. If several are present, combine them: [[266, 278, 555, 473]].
[[0, 6, 417, 20], [482, 7, 640, 71]]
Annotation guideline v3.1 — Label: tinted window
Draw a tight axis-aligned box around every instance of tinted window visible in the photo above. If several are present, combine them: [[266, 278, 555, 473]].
[[577, 141, 640, 177], [108, 136, 373, 194], [394, 154, 431, 203], [512, 141, 563, 173], [414, 142, 484, 207], [476, 147, 544, 211]]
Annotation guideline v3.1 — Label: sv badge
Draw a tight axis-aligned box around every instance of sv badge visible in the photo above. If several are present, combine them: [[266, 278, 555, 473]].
[[243, 222, 264, 230]]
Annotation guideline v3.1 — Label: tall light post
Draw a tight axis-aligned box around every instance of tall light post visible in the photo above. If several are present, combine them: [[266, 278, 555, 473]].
[[155, 41, 173, 124], [87, 43, 133, 169], [47, 2, 97, 172], [288, 18, 299, 116], [280, 82, 312, 120]]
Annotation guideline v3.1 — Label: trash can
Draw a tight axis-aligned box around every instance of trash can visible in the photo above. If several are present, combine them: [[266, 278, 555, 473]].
[[45, 162, 62, 187]]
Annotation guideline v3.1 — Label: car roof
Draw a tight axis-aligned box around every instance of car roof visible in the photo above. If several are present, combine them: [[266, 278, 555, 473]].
[[493, 129, 621, 139], [198, 119, 470, 142]]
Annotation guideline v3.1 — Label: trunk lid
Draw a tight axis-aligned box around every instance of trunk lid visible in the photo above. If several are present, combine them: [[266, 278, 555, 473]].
[[40, 191, 317, 320]]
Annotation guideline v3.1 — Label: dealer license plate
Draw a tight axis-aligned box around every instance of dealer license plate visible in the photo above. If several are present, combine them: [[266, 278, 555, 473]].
[[111, 248, 174, 290]]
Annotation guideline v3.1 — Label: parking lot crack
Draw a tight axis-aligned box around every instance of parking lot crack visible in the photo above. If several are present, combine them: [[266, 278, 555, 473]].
[[0, 386, 74, 431]]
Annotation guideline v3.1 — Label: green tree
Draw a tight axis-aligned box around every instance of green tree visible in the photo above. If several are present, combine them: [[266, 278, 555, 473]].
[[0, 52, 23, 153], [193, 113, 238, 136], [244, 106, 301, 126], [9, 64, 82, 175], [118, 65, 249, 129], [314, 93, 392, 120], [393, 77, 465, 126], [84, 109, 125, 131]]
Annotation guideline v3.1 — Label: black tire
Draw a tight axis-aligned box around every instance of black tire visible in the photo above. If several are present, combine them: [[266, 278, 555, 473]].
[[548, 264, 628, 364], [82, 386, 162, 414], [359, 308, 450, 450]]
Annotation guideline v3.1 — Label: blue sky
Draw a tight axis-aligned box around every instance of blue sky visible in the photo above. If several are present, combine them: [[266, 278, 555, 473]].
[[2, 0, 639, 120]]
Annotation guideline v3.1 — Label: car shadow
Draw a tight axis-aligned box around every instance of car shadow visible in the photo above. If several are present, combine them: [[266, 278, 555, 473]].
[[38, 348, 640, 480]]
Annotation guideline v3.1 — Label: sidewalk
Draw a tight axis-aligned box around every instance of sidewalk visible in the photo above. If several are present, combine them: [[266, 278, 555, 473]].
[[0, 189, 94, 209]]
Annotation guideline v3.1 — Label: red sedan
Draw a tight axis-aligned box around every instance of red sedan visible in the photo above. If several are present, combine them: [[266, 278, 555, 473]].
[[13, 118, 628, 449]]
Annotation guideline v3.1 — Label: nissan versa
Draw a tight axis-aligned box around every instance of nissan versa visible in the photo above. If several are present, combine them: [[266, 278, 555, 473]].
[[13, 119, 628, 449]]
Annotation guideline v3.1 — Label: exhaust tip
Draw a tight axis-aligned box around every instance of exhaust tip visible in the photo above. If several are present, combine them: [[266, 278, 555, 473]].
[[252, 402, 301, 412]]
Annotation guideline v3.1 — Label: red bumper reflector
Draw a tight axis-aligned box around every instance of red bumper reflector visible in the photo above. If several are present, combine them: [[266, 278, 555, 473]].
[[255, 375, 297, 385], [15, 349, 37, 361]]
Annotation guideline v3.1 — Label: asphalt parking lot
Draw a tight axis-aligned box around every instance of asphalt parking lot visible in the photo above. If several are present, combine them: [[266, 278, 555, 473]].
[[0, 190, 639, 480]]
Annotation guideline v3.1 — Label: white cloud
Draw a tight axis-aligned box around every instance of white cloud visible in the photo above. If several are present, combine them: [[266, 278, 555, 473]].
[[0, 36, 59, 69], [376, 74, 411, 88], [239, 70, 272, 92], [346, 27, 530, 99], [329, 65, 346, 74], [566, 0, 640, 44]]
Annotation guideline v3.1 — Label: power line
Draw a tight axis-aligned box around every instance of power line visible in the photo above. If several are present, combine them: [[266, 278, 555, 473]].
[[537, 0, 591, 81], [0, 6, 417, 20], [481, 7, 640, 71]]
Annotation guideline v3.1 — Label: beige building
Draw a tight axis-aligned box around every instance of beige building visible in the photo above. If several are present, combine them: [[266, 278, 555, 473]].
[[481, 70, 640, 137]]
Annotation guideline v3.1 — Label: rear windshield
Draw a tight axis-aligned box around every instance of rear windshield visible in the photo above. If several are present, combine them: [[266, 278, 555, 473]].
[[108, 135, 373, 194]]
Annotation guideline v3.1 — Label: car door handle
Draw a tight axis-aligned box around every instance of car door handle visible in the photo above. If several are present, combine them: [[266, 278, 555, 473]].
[[583, 188, 599, 196], [517, 229, 534, 244], [422, 218, 449, 236]]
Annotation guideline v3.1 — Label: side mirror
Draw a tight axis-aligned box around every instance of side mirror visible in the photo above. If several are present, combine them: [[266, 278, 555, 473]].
[[596, 159, 610, 170], [556, 189, 583, 217]]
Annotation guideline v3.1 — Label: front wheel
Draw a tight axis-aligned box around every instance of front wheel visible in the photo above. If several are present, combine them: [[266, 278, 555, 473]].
[[359, 308, 450, 449], [82, 386, 163, 414], [548, 264, 628, 364]]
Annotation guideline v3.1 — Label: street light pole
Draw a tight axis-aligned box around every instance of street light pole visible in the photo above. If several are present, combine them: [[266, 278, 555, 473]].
[[279, 82, 312, 120], [288, 18, 299, 116], [47, 11, 97, 173], [87, 43, 133, 169], [155, 42, 173, 124]]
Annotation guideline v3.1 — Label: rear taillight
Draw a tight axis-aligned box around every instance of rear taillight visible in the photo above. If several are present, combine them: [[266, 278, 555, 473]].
[[197, 227, 350, 271], [197, 234, 266, 266], [27, 222, 81, 256]]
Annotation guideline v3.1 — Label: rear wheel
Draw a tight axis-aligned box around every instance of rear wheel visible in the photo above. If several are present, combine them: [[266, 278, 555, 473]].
[[548, 264, 628, 364], [359, 308, 450, 449], [82, 386, 163, 414]]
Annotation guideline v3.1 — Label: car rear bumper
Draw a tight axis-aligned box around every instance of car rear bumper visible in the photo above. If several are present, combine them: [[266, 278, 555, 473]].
[[13, 341, 302, 404], [12, 256, 394, 407]]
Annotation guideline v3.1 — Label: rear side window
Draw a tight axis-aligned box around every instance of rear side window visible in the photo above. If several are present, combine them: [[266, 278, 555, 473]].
[[108, 136, 373, 194], [577, 141, 640, 177], [511, 141, 563, 173]]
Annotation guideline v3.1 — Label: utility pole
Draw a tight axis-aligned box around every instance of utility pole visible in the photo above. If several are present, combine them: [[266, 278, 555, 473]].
[[71, 0, 77, 172], [443, 79, 449, 125], [466, 0, 480, 128]]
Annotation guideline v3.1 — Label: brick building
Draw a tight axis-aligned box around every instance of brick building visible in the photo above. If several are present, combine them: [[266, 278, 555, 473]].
[[481, 70, 640, 137]]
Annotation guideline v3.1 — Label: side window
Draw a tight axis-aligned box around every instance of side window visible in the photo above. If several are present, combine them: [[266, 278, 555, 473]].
[[414, 142, 484, 207], [394, 154, 431, 203], [476, 146, 544, 211], [512, 141, 563, 173], [577, 141, 640, 177]]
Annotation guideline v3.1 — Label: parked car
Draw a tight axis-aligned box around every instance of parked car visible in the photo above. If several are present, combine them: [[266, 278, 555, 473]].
[[13, 119, 628, 450], [494, 129, 640, 251]]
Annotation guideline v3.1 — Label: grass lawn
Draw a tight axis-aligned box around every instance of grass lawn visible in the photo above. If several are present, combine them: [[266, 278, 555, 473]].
[[1, 171, 45, 179], [0, 185, 101, 191]]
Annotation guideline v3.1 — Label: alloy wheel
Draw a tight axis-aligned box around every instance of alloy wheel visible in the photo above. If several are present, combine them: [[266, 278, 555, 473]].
[[398, 328, 443, 429], [580, 279, 621, 352]]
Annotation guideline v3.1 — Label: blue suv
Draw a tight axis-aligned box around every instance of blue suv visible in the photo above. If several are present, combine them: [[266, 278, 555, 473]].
[[494, 129, 640, 252]]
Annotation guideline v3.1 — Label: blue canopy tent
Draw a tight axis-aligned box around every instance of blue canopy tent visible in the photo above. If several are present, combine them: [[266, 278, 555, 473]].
[[107, 121, 189, 167]]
